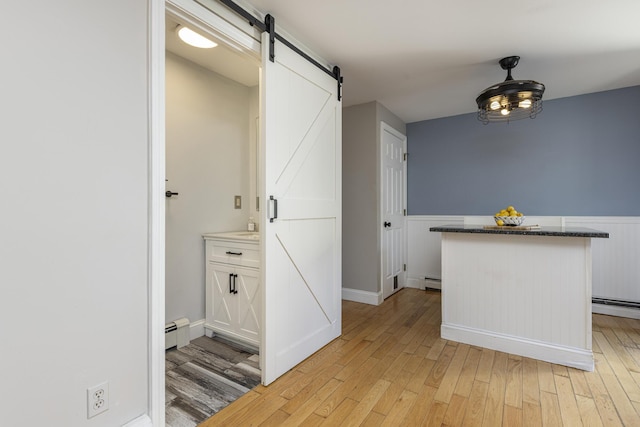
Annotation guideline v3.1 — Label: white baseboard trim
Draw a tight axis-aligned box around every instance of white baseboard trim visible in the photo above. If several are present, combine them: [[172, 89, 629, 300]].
[[592, 303, 640, 320], [406, 278, 442, 290], [441, 323, 594, 372], [406, 279, 424, 289], [204, 325, 259, 353], [123, 414, 153, 427], [342, 287, 382, 305], [189, 318, 206, 340]]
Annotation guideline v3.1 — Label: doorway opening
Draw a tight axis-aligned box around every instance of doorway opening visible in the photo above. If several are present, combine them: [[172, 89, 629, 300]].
[[164, 7, 261, 425]]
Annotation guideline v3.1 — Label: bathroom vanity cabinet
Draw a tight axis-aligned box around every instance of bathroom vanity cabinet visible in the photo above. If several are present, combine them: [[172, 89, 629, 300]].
[[203, 232, 261, 348]]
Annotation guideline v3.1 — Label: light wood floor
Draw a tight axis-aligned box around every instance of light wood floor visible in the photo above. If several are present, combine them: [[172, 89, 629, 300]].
[[201, 288, 640, 426]]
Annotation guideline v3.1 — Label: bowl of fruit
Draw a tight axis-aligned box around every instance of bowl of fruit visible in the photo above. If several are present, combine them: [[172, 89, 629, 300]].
[[494, 205, 525, 226]]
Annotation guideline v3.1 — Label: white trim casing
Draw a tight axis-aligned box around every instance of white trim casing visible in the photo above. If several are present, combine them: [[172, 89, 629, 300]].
[[148, 0, 165, 425]]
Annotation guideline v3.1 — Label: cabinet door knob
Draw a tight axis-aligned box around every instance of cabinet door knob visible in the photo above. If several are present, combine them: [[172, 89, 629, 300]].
[[384, 221, 391, 228]]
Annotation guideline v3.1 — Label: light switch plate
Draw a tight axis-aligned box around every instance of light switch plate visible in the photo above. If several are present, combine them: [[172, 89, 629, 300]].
[[234, 195, 241, 209]]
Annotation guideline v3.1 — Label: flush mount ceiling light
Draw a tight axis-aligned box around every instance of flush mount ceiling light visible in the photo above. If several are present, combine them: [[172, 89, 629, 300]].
[[176, 25, 218, 49], [476, 56, 545, 124]]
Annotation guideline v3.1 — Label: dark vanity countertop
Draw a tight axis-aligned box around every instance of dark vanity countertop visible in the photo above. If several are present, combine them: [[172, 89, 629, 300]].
[[429, 224, 609, 238]]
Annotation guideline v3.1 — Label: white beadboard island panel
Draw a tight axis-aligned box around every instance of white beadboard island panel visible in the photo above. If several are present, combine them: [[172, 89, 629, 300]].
[[409, 215, 640, 319], [440, 231, 595, 371]]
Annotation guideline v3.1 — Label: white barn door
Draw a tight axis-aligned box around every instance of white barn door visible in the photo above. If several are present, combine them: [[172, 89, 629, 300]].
[[260, 32, 342, 385]]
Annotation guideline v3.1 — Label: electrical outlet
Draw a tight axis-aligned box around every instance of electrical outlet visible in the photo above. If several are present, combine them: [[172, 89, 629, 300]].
[[87, 381, 109, 418]]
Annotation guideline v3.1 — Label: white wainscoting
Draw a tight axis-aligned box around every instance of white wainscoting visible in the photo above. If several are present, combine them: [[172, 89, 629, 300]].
[[407, 215, 640, 319], [406, 216, 462, 290], [565, 217, 640, 319]]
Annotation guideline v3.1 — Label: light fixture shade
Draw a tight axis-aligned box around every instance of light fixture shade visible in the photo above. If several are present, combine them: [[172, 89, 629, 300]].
[[176, 25, 217, 49], [476, 56, 545, 124]]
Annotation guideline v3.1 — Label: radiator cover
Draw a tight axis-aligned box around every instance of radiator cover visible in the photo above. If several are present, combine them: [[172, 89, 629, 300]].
[[165, 317, 190, 350]]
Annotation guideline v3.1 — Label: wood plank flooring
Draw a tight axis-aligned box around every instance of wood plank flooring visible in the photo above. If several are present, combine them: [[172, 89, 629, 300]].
[[166, 336, 261, 427], [201, 288, 640, 426]]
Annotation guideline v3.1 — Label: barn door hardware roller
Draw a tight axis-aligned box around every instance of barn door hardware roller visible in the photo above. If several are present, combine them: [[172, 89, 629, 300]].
[[217, 0, 343, 100]]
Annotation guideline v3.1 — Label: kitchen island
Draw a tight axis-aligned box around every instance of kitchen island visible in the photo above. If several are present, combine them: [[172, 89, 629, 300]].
[[429, 224, 609, 371]]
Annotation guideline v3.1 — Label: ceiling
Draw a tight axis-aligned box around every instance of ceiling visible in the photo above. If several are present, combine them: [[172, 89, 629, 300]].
[[171, 0, 640, 124]]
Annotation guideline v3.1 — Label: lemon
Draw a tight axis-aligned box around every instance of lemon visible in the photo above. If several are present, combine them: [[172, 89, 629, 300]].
[[507, 205, 515, 212], [496, 219, 505, 226]]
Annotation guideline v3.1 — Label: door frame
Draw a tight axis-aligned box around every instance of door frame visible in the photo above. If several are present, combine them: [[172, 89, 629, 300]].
[[148, 1, 262, 424], [379, 121, 407, 299]]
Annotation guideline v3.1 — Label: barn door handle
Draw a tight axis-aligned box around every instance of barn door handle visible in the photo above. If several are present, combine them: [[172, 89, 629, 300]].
[[269, 195, 278, 223], [384, 221, 391, 228], [229, 273, 234, 294], [233, 274, 238, 294]]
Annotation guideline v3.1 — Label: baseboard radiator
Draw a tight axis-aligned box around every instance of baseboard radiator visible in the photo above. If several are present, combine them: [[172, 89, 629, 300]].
[[165, 317, 190, 350], [592, 297, 640, 309]]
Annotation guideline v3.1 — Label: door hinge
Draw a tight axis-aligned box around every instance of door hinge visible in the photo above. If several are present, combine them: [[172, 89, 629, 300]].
[[403, 263, 406, 271], [403, 152, 408, 161]]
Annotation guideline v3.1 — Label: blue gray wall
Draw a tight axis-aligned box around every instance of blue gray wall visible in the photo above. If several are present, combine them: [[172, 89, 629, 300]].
[[407, 86, 640, 216]]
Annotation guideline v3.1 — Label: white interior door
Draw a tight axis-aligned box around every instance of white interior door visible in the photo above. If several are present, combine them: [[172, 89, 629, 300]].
[[381, 122, 407, 299], [260, 33, 342, 385]]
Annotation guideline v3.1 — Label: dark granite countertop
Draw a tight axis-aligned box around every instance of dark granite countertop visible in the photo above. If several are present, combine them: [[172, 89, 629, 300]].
[[429, 224, 609, 238]]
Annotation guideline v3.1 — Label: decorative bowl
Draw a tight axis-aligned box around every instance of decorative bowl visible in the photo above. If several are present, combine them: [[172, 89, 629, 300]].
[[494, 215, 525, 226]]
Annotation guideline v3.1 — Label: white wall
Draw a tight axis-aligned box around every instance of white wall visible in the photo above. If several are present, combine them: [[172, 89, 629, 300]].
[[0, 2, 150, 426], [342, 102, 377, 293], [165, 52, 257, 325]]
